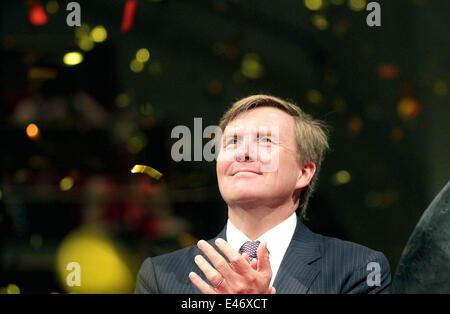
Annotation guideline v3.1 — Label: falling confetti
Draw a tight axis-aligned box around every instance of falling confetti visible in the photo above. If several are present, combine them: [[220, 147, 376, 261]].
[[131, 164, 163, 180]]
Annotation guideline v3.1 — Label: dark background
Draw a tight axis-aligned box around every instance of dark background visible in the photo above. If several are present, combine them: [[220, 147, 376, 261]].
[[1, 0, 449, 293]]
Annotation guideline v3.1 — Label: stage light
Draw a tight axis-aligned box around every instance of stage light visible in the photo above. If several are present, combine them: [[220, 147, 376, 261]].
[[397, 97, 421, 120], [136, 48, 150, 63], [115, 93, 132, 108], [139, 103, 154, 116], [332, 170, 351, 185], [60, 177, 74, 191], [56, 228, 134, 293], [380, 190, 398, 206], [6, 284, 20, 294], [75, 24, 91, 39], [27, 67, 57, 81], [90, 26, 107, 43], [365, 191, 382, 208], [77, 37, 94, 51], [377, 64, 399, 79], [130, 59, 144, 72], [348, 0, 366, 11], [433, 80, 448, 96], [347, 116, 363, 136], [29, 3, 48, 26], [391, 127, 404, 141], [63, 52, 83, 66], [127, 134, 147, 154], [304, 0, 323, 11], [46, 0, 59, 14], [312, 14, 329, 30], [306, 89, 323, 104], [241, 53, 263, 79], [115, 93, 131, 108], [26, 123, 40, 139]]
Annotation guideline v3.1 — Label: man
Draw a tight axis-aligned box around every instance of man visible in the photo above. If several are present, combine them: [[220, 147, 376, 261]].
[[135, 94, 391, 294]]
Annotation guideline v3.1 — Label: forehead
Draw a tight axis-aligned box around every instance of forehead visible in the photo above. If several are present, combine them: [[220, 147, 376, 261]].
[[225, 107, 295, 135]]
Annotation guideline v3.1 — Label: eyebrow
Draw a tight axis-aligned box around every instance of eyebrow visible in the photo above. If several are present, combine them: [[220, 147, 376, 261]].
[[223, 127, 274, 136]]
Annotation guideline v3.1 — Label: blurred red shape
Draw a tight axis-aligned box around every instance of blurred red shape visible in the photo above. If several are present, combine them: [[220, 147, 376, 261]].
[[397, 97, 422, 120], [377, 63, 400, 79], [121, 0, 138, 33], [29, 3, 48, 26]]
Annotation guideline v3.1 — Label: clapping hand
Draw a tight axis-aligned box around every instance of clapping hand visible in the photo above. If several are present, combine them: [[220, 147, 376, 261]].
[[189, 238, 276, 294]]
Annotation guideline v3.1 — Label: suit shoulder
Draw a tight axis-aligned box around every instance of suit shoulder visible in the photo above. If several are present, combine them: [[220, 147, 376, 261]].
[[137, 244, 198, 277], [151, 244, 198, 265], [314, 234, 391, 293], [321, 234, 375, 253], [136, 245, 200, 294], [317, 233, 389, 269]]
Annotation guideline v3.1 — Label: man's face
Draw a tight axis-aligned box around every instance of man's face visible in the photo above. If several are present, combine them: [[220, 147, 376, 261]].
[[217, 107, 307, 207]]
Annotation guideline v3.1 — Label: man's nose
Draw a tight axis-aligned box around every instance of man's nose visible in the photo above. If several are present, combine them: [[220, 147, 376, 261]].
[[236, 138, 257, 162]]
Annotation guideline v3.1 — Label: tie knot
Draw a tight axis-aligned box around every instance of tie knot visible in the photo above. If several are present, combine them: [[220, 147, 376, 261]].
[[239, 240, 260, 261]]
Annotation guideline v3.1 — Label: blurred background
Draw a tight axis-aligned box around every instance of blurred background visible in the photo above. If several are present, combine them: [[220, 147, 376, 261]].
[[1, 0, 449, 293]]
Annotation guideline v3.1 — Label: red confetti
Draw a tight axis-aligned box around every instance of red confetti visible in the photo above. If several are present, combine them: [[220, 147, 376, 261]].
[[28, 3, 48, 26], [121, 0, 138, 33]]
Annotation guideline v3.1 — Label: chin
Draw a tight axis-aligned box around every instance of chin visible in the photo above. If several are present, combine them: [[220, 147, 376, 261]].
[[225, 190, 266, 204]]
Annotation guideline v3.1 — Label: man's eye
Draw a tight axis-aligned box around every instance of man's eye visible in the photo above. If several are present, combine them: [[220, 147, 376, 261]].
[[259, 137, 272, 143], [226, 138, 237, 145]]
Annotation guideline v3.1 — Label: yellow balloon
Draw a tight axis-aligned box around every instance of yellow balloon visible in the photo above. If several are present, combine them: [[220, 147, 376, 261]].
[[56, 228, 134, 293]]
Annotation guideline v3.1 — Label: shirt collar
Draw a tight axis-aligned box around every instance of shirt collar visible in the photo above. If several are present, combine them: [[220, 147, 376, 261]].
[[226, 212, 298, 257]]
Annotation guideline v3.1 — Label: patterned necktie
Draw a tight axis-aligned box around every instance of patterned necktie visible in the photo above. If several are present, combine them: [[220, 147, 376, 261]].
[[239, 240, 261, 262]]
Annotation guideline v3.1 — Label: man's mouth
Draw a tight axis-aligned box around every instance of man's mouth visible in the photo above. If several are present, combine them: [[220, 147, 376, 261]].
[[232, 169, 262, 176]]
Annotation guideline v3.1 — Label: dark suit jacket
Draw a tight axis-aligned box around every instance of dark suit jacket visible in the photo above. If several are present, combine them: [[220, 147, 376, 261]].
[[135, 218, 391, 294]]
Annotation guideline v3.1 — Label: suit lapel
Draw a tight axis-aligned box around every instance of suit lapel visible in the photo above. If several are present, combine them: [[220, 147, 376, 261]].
[[272, 219, 321, 294]]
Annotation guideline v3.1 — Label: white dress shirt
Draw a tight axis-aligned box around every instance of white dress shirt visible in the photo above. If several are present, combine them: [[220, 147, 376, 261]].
[[225, 212, 297, 286]]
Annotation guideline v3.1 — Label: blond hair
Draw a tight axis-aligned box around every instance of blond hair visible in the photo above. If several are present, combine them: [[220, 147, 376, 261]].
[[218, 94, 330, 219]]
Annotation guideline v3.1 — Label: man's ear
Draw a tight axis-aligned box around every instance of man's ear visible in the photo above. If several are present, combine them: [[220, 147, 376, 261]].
[[295, 162, 316, 189]]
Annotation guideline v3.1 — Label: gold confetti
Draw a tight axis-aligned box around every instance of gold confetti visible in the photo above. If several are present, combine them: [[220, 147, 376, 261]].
[[131, 165, 163, 180]]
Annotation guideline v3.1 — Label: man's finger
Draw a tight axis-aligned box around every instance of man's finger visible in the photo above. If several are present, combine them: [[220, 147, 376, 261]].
[[215, 238, 252, 275], [242, 252, 250, 263], [194, 254, 227, 292], [197, 240, 234, 279], [250, 258, 258, 270], [189, 271, 217, 294], [256, 240, 272, 276]]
